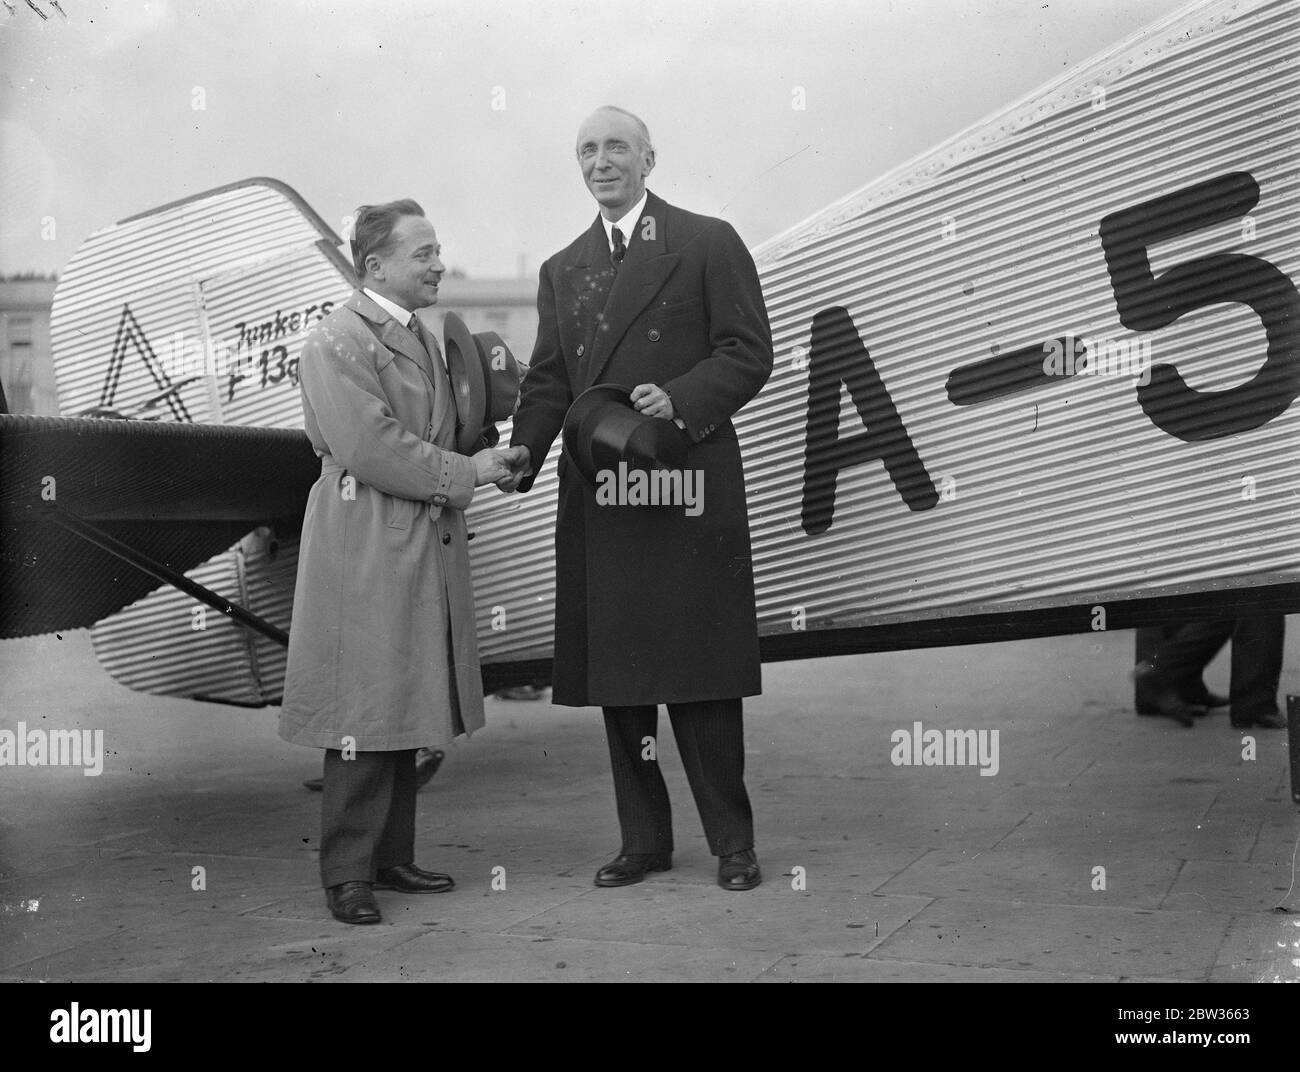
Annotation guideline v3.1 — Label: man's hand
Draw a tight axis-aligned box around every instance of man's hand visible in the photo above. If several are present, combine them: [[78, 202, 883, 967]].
[[631, 383, 674, 420], [473, 445, 529, 487], [494, 445, 532, 492]]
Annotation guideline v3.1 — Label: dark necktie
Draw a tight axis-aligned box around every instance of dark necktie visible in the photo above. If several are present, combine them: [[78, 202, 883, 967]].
[[407, 313, 439, 375], [408, 314, 434, 361], [611, 226, 626, 265], [406, 314, 444, 439]]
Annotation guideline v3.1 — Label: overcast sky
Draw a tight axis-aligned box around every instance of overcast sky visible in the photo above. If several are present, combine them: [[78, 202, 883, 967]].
[[1, 0, 1193, 279]]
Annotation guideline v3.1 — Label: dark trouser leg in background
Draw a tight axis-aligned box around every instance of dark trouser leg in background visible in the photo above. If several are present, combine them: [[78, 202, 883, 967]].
[[319, 748, 416, 889], [1136, 620, 1233, 725], [1135, 627, 1168, 714], [1229, 615, 1285, 724], [667, 698, 754, 857], [602, 705, 673, 855], [1135, 624, 1227, 709], [374, 748, 417, 872], [1147, 620, 1234, 687]]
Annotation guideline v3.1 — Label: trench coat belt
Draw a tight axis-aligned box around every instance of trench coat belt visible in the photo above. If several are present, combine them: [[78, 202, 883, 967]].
[[317, 456, 444, 522]]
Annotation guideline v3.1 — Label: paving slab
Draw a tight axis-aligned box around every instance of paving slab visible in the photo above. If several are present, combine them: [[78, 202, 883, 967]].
[[1162, 859, 1300, 915], [869, 897, 1231, 979], [5, 911, 433, 983], [1207, 913, 1300, 983], [324, 930, 785, 983], [878, 846, 1183, 908], [755, 953, 1118, 983], [503, 882, 934, 956], [994, 808, 1265, 862]]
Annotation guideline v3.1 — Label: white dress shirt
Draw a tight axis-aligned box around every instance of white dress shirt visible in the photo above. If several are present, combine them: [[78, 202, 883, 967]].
[[364, 286, 449, 372], [598, 190, 686, 430], [601, 190, 649, 256], [363, 286, 413, 327]]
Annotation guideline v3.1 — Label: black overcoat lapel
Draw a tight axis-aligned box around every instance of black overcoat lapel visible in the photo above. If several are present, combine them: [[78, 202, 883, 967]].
[[583, 193, 679, 388]]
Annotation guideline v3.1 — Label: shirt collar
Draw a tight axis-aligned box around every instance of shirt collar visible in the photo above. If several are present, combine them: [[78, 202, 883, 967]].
[[601, 190, 649, 254], [363, 286, 413, 326]]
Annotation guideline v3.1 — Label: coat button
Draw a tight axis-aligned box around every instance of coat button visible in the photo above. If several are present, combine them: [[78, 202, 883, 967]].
[[442, 533, 451, 545], [576, 344, 585, 356], [433, 494, 447, 505], [647, 329, 661, 342]]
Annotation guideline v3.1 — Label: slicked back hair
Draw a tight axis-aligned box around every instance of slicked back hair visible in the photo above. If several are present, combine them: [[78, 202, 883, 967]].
[[350, 199, 425, 278]]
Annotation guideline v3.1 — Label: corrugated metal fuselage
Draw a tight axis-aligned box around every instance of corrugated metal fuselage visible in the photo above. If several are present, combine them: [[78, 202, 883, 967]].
[[47, 0, 1299, 705]]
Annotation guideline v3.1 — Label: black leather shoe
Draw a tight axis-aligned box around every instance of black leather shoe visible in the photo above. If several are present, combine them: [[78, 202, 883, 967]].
[[414, 748, 444, 789], [374, 863, 455, 893], [326, 881, 381, 924], [1231, 708, 1287, 730], [1133, 663, 1206, 727], [594, 852, 672, 887], [717, 849, 762, 891]]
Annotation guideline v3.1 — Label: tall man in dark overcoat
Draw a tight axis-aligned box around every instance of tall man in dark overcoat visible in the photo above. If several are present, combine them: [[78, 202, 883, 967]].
[[503, 107, 774, 890]]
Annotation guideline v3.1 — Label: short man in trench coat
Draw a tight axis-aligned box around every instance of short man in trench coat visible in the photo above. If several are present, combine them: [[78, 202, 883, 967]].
[[280, 199, 524, 925], [503, 107, 774, 890]]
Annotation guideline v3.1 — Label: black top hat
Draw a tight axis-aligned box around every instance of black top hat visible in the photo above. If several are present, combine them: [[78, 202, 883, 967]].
[[441, 311, 522, 454], [562, 383, 690, 487]]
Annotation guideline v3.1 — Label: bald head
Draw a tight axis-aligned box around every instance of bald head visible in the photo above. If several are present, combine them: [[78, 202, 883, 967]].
[[575, 106, 657, 220]]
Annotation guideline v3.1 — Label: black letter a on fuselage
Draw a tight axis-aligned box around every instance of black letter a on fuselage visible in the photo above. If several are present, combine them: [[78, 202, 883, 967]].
[[800, 307, 939, 535]]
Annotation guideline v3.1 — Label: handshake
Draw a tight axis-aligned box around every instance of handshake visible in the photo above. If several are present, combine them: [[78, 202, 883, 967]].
[[472, 444, 532, 492]]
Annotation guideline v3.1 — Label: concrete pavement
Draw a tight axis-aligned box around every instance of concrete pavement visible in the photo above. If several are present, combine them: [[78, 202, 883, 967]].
[[1, 622, 1297, 982]]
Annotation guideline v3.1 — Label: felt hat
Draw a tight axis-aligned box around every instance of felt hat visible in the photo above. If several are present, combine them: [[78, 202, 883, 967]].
[[441, 311, 522, 453], [561, 383, 689, 486]]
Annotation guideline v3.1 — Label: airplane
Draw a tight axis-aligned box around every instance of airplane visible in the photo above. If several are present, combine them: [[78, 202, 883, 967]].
[[1, 0, 1296, 786]]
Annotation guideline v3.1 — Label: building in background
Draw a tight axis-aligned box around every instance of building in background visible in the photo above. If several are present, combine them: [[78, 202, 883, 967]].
[[0, 274, 538, 419], [0, 277, 59, 415], [427, 276, 537, 366]]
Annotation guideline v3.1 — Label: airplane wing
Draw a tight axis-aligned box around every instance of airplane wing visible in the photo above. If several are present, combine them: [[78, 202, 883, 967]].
[[0, 412, 318, 639], [5, 176, 554, 704]]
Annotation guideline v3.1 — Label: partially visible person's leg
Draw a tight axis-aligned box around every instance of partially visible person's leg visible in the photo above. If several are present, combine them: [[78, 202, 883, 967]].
[[320, 749, 399, 888], [601, 705, 673, 855], [668, 698, 760, 890], [1136, 620, 1234, 726], [1228, 616, 1286, 729], [667, 698, 753, 856], [319, 748, 401, 924]]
